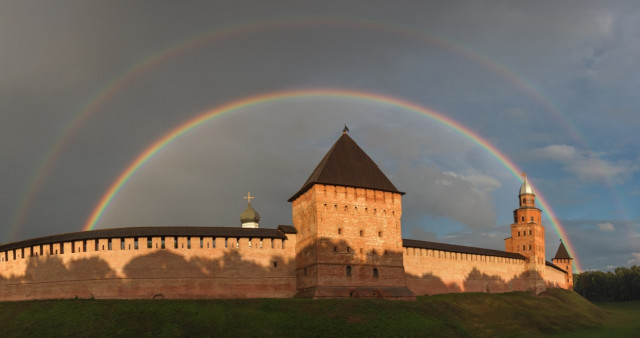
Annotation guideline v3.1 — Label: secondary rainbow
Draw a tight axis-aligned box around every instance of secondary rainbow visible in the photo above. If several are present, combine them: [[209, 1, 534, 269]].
[[83, 88, 582, 272]]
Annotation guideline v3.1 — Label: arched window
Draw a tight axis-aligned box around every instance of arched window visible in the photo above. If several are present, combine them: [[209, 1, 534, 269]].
[[338, 228, 342, 235], [521, 216, 525, 221], [373, 268, 379, 278], [359, 230, 364, 237], [346, 266, 352, 277], [530, 216, 534, 222]]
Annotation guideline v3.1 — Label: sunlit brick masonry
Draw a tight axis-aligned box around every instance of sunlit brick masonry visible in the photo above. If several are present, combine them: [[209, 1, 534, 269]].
[[0, 131, 572, 300]]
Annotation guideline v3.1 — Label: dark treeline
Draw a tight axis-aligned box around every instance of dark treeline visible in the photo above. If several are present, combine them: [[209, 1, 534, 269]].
[[574, 265, 640, 302]]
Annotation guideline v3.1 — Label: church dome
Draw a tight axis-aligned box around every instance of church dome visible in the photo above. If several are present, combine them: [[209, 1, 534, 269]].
[[519, 174, 534, 195], [240, 203, 260, 224]]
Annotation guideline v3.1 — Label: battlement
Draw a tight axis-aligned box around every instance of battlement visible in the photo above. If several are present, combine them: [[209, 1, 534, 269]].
[[0, 226, 295, 264], [0, 236, 291, 264]]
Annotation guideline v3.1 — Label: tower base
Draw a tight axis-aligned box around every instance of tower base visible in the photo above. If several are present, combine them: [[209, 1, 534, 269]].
[[295, 286, 416, 300]]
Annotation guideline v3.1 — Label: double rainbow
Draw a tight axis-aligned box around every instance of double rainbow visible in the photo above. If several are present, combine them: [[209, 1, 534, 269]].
[[11, 18, 622, 242]]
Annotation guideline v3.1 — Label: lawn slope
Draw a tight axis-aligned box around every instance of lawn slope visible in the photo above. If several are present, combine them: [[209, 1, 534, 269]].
[[0, 289, 635, 337]]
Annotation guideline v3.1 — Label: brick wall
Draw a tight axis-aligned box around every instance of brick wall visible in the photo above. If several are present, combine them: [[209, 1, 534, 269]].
[[403, 247, 530, 295], [545, 265, 568, 288], [0, 235, 297, 300]]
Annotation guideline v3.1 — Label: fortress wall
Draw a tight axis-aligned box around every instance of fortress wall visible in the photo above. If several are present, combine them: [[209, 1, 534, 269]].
[[545, 265, 567, 289], [0, 235, 297, 301], [403, 247, 528, 295]]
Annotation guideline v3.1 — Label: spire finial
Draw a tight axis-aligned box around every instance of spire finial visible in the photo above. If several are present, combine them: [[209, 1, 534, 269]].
[[343, 124, 349, 134], [522, 172, 527, 178], [244, 192, 254, 204]]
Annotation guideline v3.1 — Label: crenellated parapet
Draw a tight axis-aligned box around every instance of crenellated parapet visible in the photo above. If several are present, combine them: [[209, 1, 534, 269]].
[[0, 226, 298, 300], [0, 226, 296, 263]]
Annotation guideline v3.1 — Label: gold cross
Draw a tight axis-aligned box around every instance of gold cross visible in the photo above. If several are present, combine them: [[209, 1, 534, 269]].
[[521, 172, 527, 178], [244, 192, 254, 204]]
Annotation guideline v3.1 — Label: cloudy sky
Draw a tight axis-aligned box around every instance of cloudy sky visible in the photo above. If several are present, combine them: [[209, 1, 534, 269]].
[[1, 1, 639, 272]]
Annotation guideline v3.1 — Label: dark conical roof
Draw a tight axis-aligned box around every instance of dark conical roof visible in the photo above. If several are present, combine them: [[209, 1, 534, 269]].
[[288, 133, 404, 202], [554, 240, 572, 259]]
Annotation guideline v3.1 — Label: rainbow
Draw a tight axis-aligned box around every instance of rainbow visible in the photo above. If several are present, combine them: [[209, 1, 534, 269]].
[[83, 89, 582, 272], [11, 18, 624, 243]]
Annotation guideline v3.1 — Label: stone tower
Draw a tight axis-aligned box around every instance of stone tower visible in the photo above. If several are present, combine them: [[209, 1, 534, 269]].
[[288, 131, 414, 299], [552, 240, 574, 289], [504, 173, 546, 292]]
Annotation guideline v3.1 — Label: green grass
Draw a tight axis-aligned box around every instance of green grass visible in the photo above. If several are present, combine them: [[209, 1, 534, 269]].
[[0, 289, 637, 337]]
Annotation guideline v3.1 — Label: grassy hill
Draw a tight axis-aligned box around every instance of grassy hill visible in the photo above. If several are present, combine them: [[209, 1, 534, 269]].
[[0, 289, 638, 337]]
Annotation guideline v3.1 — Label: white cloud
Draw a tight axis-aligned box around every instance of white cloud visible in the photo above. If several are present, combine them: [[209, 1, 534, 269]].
[[627, 252, 640, 266], [597, 222, 615, 232], [443, 171, 502, 193], [397, 165, 498, 230], [532, 145, 637, 183]]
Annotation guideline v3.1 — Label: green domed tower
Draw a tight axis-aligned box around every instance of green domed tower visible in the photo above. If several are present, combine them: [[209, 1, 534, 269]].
[[240, 192, 260, 228]]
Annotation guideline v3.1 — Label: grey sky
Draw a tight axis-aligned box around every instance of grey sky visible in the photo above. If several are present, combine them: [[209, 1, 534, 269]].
[[1, 0, 639, 272]]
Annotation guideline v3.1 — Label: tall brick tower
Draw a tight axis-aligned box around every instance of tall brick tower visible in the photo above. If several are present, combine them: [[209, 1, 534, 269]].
[[289, 130, 414, 299], [552, 240, 574, 289], [504, 173, 546, 292]]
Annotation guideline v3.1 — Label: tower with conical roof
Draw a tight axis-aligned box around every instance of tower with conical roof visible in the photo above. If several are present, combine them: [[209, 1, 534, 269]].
[[552, 240, 574, 289], [289, 130, 414, 299], [504, 173, 546, 292]]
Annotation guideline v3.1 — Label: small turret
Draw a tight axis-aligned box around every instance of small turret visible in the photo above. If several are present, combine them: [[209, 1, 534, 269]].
[[240, 192, 260, 228], [552, 240, 574, 289]]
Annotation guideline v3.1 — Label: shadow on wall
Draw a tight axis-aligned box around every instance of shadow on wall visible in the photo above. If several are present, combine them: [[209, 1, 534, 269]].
[[123, 250, 291, 279], [0, 250, 295, 300], [298, 238, 404, 266], [406, 266, 546, 295]]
